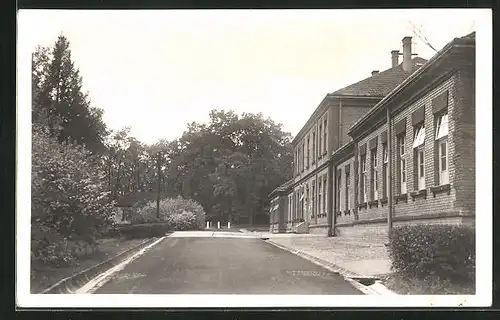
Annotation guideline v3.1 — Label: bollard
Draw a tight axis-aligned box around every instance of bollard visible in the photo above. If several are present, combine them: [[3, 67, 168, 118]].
[[227, 222, 231, 229], [217, 221, 220, 229]]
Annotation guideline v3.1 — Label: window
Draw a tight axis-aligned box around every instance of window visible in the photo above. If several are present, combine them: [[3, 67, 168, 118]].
[[319, 124, 323, 157], [296, 149, 299, 175], [323, 118, 328, 153], [312, 132, 316, 163], [345, 169, 351, 210], [416, 149, 425, 190], [318, 180, 322, 214], [383, 144, 389, 198], [435, 112, 449, 185], [300, 188, 304, 218], [306, 137, 310, 169], [413, 123, 426, 190], [435, 113, 449, 140], [301, 144, 305, 171], [323, 175, 327, 213], [398, 135, 407, 194], [371, 149, 378, 201], [337, 171, 342, 212], [438, 140, 449, 185], [312, 183, 316, 218], [413, 123, 425, 148], [306, 185, 309, 218], [360, 155, 367, 203]]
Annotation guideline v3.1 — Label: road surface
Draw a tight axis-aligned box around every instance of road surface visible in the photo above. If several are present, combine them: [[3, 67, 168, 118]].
[[94, 231, 362, 294]]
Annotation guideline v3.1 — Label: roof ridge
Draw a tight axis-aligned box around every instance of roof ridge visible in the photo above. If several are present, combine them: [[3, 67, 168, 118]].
[[330, 56, 428, 97]]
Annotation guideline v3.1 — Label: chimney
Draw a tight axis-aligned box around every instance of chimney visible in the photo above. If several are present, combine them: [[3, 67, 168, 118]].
[[371, 70, 379, 76], [391, 50, 400, 68], [402, 36, 412, 72]]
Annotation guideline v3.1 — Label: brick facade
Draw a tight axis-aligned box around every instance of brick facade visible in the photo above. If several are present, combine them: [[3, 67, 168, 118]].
[[269, 32, 475, 237]]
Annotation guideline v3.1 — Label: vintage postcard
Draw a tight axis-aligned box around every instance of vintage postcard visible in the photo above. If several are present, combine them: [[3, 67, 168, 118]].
[[16, 8, 492, 308]]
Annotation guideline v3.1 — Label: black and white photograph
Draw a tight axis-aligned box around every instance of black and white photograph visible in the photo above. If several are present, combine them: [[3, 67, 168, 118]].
[[16, 8, 491, 308]]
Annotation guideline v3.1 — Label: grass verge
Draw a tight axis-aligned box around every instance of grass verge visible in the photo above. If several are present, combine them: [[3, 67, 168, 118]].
[[31, 237, 147, 293], [381, 272, 475, 295]]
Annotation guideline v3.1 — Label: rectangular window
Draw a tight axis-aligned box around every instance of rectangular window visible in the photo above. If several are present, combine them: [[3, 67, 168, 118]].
[[323, 175, 327, 213], [302, 144, 305, 171], [398, 135, 407, 194], [323, 118, 328, 153], [413, 123, 426, 148], [337, 171, 342, 212], [345, 170, 351, 210], [435, 112, 449, 140], [371, 149, 378, 201], [318, 180, 322, 214], [306, 137, 310, 169], [383, 144, 389, 198], [304, 185, 311, 216], [319, 124, 323, 157], [417, 149, 425, 190], [312, 183, 316, 217], [435, 111, 449, 185], [312, 132, 316, 163], [438, 140, 449, 185], [360, 155, 367, 203]]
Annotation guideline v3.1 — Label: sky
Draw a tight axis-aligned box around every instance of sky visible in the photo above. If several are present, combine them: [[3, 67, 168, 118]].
[[20, 9, 481, 145]]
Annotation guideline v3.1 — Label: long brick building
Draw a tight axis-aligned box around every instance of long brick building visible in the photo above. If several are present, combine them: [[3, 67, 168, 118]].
[[269, 32, 475, 239]]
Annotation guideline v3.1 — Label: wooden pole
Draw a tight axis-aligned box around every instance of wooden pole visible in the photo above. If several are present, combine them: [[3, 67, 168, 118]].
[[156, 151, 161, 219]]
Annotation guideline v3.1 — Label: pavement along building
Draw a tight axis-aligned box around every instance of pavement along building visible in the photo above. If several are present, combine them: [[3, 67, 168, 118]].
[[268, 32, 476, 241]]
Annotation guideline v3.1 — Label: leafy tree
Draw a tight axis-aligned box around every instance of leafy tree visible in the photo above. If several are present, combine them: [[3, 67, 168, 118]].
[[164, 109, 293, 225]]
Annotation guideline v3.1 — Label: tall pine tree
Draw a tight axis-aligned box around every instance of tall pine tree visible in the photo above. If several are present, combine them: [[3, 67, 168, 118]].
[[32, 35, 108, 153]]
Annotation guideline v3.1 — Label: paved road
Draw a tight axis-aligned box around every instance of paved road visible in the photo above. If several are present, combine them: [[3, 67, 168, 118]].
[[95, 231, 362, 294]]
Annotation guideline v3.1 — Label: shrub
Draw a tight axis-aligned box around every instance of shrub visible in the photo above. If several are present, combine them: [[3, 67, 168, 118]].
[[130, 196, 206, 230], [388, 224, 475, 282], [31, 125, 116, 266]]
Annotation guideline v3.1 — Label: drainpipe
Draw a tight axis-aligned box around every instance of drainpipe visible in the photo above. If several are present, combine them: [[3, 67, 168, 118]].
[[327, 159, 334, 236], [387, 107, 393, 239], [353, 143, 359, 220], [332, 163, 337, 237]]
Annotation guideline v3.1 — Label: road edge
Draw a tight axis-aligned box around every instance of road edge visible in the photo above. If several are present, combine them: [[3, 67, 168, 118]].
[[40, 235, 169, 294], [264, 239, 397, 296]]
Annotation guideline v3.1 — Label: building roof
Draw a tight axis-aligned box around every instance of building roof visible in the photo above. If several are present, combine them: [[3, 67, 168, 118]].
[[348, 31, 475, 136], [329, 57, 428, 97], [292, 55, 428, 145], [269, 178, 294, 197]]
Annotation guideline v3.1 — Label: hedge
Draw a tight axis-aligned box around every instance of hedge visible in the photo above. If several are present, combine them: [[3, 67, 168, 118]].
[[387, 224, 475, 282], [118, 222, 171, 239]]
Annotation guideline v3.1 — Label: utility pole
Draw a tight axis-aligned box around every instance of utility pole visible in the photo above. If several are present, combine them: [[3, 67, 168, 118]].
[[156, 151, 161, 219]]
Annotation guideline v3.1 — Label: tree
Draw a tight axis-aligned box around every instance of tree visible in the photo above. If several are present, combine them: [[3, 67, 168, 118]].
[[164, 109, 293, 225], [31, 35, 108, 154]]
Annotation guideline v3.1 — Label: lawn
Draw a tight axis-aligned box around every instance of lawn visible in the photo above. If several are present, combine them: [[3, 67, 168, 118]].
[[31, 237, 147, 294], [381, 273, 475, 295]]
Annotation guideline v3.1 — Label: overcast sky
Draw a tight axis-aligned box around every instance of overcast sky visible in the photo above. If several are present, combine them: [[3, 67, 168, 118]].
[[21, 9, 481, 144]]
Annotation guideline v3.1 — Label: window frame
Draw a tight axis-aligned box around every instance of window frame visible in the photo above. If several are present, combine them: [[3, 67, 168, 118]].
[[360, 155, 367, 203], [398, 134, 407, 194], [323, 118, 328, 153], [438, 138, 449, 185], [345, 169, 351, 211], [371, 149, 379, 201], [382, 143, 389, 198]]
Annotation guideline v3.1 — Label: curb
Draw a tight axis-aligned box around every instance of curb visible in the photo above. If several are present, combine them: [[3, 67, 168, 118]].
[[40, 236, 167, 294], [265, 239, 397, 295]]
